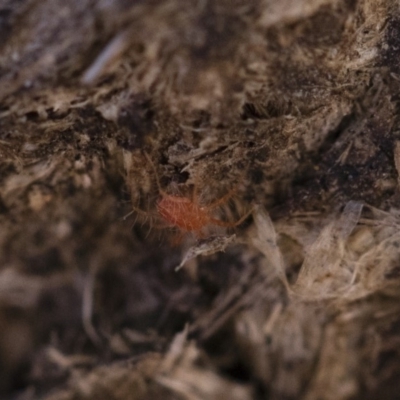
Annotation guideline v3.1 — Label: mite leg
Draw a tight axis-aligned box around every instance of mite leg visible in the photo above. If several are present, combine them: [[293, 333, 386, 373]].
[[143, 152, 170, 198], [207, 185, 239, 210]]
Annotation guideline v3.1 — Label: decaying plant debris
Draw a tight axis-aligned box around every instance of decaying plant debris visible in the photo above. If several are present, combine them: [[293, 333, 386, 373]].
[[1, 0, 400, 399]]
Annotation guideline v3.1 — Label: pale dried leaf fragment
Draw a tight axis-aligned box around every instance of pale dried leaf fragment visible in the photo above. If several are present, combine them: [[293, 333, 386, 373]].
[[269, 303, 324, 397], [347, 228, 400, 300], [234, 308, 273, 383], [258, 0, 335, 28], [81, 29, 131, 85], [44, 354, 163, 400], [248, 205, 289, 290], [156, 369, 252, 400], [176, 234, 236, 271], [156, 340, 253, 400], [2, 159, 59, 200], [46, 347, 95, 370], [294, 201, 363, 298], [303, 322, 359, 400], [160, 325, 189, 373]]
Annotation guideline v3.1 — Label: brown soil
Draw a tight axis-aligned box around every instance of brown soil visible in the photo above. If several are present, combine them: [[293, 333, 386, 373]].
[[1, 1, 400, 399]]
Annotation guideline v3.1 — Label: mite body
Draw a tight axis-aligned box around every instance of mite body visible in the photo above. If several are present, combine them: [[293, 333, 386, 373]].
[[157, 196, 210, 232], [131, 152, 252, 238]]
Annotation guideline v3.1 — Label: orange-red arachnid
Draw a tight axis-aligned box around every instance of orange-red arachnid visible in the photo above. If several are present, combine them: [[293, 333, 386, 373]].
[[130, 152, 253, 240]]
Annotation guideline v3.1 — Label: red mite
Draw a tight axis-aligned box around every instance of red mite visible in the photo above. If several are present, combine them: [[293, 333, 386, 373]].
[[134, 153, 252, 238]]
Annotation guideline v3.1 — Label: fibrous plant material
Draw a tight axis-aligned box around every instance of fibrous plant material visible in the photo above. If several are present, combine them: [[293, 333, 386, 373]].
[[0, 0, 400, 399]]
